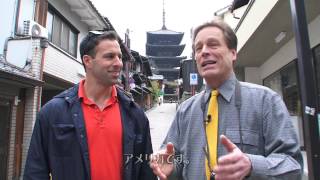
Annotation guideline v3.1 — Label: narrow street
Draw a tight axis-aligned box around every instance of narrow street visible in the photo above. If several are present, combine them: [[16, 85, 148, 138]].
[[146, 103, 177, 151]]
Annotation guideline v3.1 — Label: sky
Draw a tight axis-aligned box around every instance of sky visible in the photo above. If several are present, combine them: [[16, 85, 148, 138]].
[[90, 0, 233, 58]]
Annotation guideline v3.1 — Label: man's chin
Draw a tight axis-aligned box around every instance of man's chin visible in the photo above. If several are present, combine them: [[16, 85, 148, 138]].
[[99, 79, 119, 87], [202, 71, 218, 79], [111, 78, 121, 85]]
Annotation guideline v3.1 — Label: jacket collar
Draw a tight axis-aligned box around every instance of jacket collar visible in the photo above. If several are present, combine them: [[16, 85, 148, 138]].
[[54, 83, 135, 107]]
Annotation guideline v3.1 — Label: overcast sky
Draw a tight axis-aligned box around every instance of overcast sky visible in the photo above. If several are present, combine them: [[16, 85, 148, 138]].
[[90, 0, 233, 58]]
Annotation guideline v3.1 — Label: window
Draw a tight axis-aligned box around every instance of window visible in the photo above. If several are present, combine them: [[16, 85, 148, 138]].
[[263, 60, 304, 147], [264, 61, 301, 115], [46, 5, 78, 57], [313, 44, 320, 103]]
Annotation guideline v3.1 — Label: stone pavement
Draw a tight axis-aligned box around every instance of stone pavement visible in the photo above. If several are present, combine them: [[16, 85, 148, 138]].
[[146, 103, 177, 151]]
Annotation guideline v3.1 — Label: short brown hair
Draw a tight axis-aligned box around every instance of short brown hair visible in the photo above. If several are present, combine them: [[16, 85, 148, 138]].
[[80, 31, 121, 70], [192, 18, 237, 52]]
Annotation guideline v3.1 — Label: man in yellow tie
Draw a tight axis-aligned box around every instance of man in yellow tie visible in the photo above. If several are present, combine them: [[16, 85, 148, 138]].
[[150, 18, 302, 180]]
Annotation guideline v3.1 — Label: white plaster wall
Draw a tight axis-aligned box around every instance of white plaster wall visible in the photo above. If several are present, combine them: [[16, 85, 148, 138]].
[[0, 0, 18, 53], [244, 67, 261, 84], [235, 0, 279, 51], [259, 38, 297, 79], [260, 14, 320, 80], [308, 15, 320, 48], [44, 45, 85, 84], [223, 5, 248, 29]]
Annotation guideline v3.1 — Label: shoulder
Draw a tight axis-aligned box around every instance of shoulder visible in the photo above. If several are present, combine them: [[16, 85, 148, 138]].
[[178, 91, 203, 113], [40, 85, 79, 115], [54, 84, 79, 99], [116, 86, 135, 103], [239, 82, 284, 110], [116, 87, 146, 115], [116, 86, 133, 98], [239, 82, 279, 97]]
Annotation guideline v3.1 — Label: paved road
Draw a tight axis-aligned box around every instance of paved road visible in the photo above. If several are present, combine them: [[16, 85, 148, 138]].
[[146, 103, 177, 151]]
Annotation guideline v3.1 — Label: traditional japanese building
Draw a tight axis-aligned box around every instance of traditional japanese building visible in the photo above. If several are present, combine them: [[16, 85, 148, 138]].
[[146, 1, 186, 100]]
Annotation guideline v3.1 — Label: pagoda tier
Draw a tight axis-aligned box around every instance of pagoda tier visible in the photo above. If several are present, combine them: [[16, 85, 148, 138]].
[[148, 56, 187, 60], [150, 57, 184, 69], [146, 44, 185, 56], [156, 69, 180, 81], [147, 30, 184, 45]]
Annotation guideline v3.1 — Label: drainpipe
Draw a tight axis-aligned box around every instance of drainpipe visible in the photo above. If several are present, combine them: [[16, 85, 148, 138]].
[[14, 0, 21, 36], [124, 29, 132, 92], [36, 38, 48, 110]]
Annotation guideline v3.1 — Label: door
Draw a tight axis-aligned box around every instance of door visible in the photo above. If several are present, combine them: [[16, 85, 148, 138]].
[[0, 98, 11, 180]]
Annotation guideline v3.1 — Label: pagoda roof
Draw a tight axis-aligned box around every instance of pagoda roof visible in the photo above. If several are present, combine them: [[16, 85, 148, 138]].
[[147, 29, 184, 35], [149, 56, 187, 60], [151, 58, 181, 69], [147, 32, 184, 45], [157, 68, 180, 72], [155, 69, 180, 81], [146, 44, 185, 56]]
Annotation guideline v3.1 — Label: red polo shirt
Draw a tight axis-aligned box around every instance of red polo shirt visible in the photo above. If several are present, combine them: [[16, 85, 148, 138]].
[[78, 80, 123, 180]]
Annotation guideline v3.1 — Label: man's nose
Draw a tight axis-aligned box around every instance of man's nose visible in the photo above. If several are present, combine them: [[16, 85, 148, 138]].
[[201, 45, 210, 57], [114, 57, 123, 67]]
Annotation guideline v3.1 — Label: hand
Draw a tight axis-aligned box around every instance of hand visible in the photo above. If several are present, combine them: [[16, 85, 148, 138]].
[[213, 135, 252, 180], [150, 143, 175, 180]]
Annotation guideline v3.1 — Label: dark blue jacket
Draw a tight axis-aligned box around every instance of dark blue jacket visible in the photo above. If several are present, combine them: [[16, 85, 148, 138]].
[[24, 84, 157, 180]]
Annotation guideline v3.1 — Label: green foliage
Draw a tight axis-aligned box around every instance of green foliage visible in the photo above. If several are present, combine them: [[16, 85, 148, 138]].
[[150, 80, 160, 102]]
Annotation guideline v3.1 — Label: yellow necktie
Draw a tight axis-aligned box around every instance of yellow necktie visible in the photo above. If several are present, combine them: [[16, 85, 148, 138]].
[[205, 90, 219, 180]]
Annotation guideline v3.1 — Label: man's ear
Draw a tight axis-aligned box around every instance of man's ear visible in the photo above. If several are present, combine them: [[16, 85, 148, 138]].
[[231, 49, 237, 63], [83, 55, 92, 69]]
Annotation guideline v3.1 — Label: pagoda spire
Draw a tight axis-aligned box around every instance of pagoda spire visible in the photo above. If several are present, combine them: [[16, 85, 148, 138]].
[[162, 0, 167, 30]]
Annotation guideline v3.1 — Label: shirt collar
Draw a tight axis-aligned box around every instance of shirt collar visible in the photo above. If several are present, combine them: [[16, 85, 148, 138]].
[[78, 79, 118, 105], [204, 73, 237, 103], [78, 79, 86, 99]]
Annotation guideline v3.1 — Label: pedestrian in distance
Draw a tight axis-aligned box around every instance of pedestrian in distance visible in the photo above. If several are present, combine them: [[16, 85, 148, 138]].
[[24, 30, 157, 180], [150, 18, 303, 180]]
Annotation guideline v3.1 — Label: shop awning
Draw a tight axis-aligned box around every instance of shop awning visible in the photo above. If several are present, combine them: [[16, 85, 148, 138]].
[[134, 86, 149, 94], [0, 69, 44, 87], [142, 86, 152, 93], [130, 88, 141, 95]]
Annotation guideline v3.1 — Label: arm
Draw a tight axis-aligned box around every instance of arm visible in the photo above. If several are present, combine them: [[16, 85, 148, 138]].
[[23, 111, 50, 180], [212, 93, 302, 180], [247, 94, 303, 179]]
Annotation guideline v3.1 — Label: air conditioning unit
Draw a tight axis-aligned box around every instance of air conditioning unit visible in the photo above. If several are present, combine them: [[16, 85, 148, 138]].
[[23, 20, 48, 39]]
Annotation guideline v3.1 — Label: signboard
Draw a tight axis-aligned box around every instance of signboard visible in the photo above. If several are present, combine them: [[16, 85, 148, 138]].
[[190, 73, 198, 85]]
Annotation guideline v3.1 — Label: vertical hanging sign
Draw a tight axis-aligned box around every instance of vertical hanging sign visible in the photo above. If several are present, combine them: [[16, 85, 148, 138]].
[[190, 73, 198, 85]]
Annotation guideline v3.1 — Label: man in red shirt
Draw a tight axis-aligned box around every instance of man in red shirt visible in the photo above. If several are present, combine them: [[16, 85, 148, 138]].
[[24, 31, 157, 180]]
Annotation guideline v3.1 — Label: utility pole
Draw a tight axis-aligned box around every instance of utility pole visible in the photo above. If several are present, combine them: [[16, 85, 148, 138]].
[[124, 29, 130, 91], [289, 0, 320, 179]]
